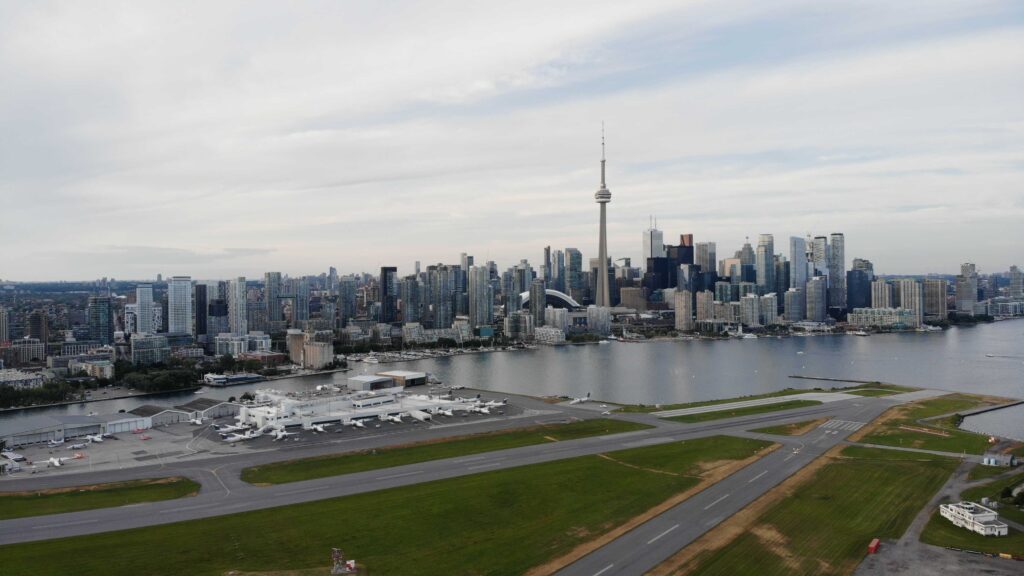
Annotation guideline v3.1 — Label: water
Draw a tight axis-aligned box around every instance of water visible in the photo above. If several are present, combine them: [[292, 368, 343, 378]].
[[961, 404, 1024, 442], [2, 320, 1022, 427]]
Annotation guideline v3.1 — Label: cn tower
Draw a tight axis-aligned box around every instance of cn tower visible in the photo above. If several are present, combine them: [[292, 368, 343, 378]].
[[594, 127, 612, 308]]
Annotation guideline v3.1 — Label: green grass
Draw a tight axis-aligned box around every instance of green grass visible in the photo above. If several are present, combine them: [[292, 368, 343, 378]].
[[616, 383, 914, 413], [0, 436, 772, 576], [856, 394, 996, 455], [845, 389, 901, 397], [967, 463, 1014, 482], [920, 510, 1024, 556], [752, 418, 825, 436], [960, 469, 1024, 526], [686, 446, 958, 576], [664, 400, 821, 424], [242, 418, 652, 485], [0, 478, 199, 520]]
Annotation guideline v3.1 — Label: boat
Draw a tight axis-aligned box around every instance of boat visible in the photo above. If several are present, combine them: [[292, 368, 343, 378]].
[[363, 357, 380, 364], [203, 373, 267, 387], [852, 331, 869, 336], [742, 333, 757, 339]]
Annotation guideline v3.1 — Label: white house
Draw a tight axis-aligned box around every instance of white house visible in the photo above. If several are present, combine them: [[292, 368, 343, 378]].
[[939, 501, 1008, 536]]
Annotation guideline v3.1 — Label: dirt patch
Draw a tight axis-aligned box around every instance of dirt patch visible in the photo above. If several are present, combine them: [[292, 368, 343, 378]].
[[542, 435, 559, 442], [523, 443, 781, 576], [897, 425, 950, 437], [596, 453, 680, 476], [750, 524, 802, 572], [0, 476, 189, 497], [784, 418, 830, 436], [647, 445, 844, 576]]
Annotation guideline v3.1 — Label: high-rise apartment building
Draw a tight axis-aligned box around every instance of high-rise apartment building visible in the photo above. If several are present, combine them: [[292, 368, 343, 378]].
[[87, 296, 114, 345], [136, 284, 154, 334], [871, 279, 892, 309], [789, 236, 808, 290], [1009, 266, 1023, 299], [565, 248, 583, 302], [923, 279, 948, 321], [28, 309, 48, 342], [264, 272, 283, 323], [529, 279, 547, 328], [810, 236, 829, 277], [674, 290, 694, 331], [894, 279, 923, 327], [695, 290, 715, 323], [852, 258, 874, 280], [784, 288, 805, 323], [379, 266, 398, 323], [167, 276, 192, 334], [194, 284, 208, 340], [955, 263, 978, 315], [468, 266, 494, 329], [805, 276, 827, 322], [695, 242, 716, 274], [828, 233, 846, 310], [0, 306, 9, 345], [846, 269, 871, 311], [228, 277, 247, 335]]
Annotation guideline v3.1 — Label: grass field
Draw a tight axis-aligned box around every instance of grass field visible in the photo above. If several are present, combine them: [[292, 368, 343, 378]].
[[751, 418, 826, 436], [682, 446, 958, 575], [0, 478, 199, 520], [966, 463, 1013, 482], [664, 400, 821, 424], [242, 418, 651, 485], [920, 510, 1024, 556], [845, 389, 901, 397], [854, 394, 996, 455], [616, 383, 913, 414], [960, 469, 1024, 526], [0, 436, 771, 576]]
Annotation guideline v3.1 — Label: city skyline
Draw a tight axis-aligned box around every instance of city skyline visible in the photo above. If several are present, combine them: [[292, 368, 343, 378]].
[[1, 1, 1023, 280]]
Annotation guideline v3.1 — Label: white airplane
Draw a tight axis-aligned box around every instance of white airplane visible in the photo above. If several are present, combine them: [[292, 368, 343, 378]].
[[483, 398, 508, 408], [346, 419, 366, 429], [190, 418, 204, 426], [469, 405, 490, 415], [307, 424, 328, 433], [436, 408, 454, 417], [379, 413, 403, 424], [222, 429, 262, 442], [47, 457, 71, 467], [86, 434, 104, 443], [67, 443, 87, 450], [48, 439, 65, 448], [569, 392, 591, 405], [272, 429, 298, 441], [216, 423, 246, 433], [601, 410, 612, 415]]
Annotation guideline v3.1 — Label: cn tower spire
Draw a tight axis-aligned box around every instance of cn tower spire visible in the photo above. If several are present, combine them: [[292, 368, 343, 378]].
[[594, 124, 612, 308]]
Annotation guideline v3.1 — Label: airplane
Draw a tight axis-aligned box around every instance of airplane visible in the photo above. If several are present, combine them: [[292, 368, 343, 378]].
[[190, 418, 204, 426], [46, 457, 71, 467], [67, 443, 87, 450], [379, 414, 403, 424], [85, 434, 104, 443], [345, 419, 366, 429], [569, 392, 591, 405], [215, 423, 246, 433], [601, 410, 612, 415], [308, 424, 329, 433], [272, 429, 298, 441], [468, 405, 490, 415], [483, 398, 508, 408], [435, 408, 454, 417], [48, 439, 65, 448], [222, 429, 262, 442]]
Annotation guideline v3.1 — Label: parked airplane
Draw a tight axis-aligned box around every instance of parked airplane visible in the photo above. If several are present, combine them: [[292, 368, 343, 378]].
[[48, 439, 65, 448], [47, 457, 71, 467], [85, 434, 104, 443], [379, 413, 403, 424], [469, 405, 490, 415], [483, 398, 508, 408], [308, 424, 328, 433], [435, 408, 454, 417], [216, 423, 246, 433], [272, 429, 298, 441], [190, 418, 204, 426], [345, 419, 366, 429], [222, 430, 262, 442], [569, 392, 591, 405], [66, 443, 87, 450]]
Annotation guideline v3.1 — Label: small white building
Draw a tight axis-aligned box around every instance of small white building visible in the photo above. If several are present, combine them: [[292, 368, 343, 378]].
[[939, 501, 1008, 536]]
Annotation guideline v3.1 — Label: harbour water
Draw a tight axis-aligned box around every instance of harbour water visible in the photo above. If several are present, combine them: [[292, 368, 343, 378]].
[[2, 320, 1022, 434]]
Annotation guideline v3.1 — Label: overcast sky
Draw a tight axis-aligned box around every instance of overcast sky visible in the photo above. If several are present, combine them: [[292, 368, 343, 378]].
[[1, 1, 1022, 281]]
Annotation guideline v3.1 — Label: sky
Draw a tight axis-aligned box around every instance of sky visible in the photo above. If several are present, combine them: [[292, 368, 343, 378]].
[[1, 0, 1022, 281]]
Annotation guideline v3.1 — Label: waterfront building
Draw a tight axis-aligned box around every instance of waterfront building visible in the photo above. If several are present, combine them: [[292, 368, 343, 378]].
[[848, 307, 918, 329], [594, 133, 612, 308], [586, 305, 611, 335], [504, 310, 534, 340], [619, 287, 647, 312], [167, 276, 192, 335], [534, 326, 566, 345], [761, 293, 779, 326], [894, 279, 923, 327], [674, 290, 694, 331], [0, 368, 45, 389], [956, 263, 979, 315], [379, 266, 398, 324], [302, 341, 334, 370], [265, 272, 283, 323], [871, 279, 893, 309], [228, 277, 247, 335], [755, 234, 774, 295], [923, 279, 949, 321], [828, 233, 846, 310], [136, 283, 154, 334], [545, 306, 569, 333], [784, 288, 805, 323], [87, 296, 113, 346], [740, 294, 760, 327], [789, 236, 809, 290], [805, 276, 827, 322], [810, 236, 829, 277]]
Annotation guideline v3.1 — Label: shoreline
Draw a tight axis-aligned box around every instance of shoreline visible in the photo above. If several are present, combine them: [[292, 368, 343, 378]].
[[0, 386, 201, 414]]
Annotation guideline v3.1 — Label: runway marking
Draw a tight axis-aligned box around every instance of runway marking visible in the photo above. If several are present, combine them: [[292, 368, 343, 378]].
[[783, 453, 796, 462], [279, 486, 329, 496], [646, 523, 679, 545], [452, 455, 488, 464], [703, 494, 730, 510], [748, 470, 768, 483], [375, 470, 424, 480], [592, 563, 615, 576], [821, 420, 865, 431], [32, 519, 97, 530], [160, 504, 209, 514], [467, 461, 503, 470]]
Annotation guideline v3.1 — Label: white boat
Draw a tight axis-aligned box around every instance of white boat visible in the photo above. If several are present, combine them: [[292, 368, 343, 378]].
[[852, 331, 869, 336]]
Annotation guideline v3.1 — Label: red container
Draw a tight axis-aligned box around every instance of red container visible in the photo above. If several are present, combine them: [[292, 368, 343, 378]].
[[868, 538, 881, 554]]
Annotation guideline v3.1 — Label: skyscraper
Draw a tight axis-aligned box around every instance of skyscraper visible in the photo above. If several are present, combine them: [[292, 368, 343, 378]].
[[0, 306, 9, 344], [379, 266, 398, 323], [467, 266, 493, 329], [695, 242, 716, 274], [955, 263, 978, 315], [789, 236, 808, 290], [168, 276, 192, 334], [87, 296, 114, 345], [871, 279, 892, 308], [28, 309, 48, 342], [136, 283, 154, 334], [810, 236, 829, 277], [755, 234, 775, 295], [264, 272, 283, 323], [529, 278, 547, 328], [846, 269, 871, 311], [1009, 265, 1023, 299], [228, 277, 247, 335], [643, 220, 665, 260], [594, 132, 612, 308], [895, 279, 923, 327], [923, 279, 948, 321], [565, 248, 583, 302], [674, 290, 694, 331], [828, 233, 846, 311], [194, 284, 208, 340]]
